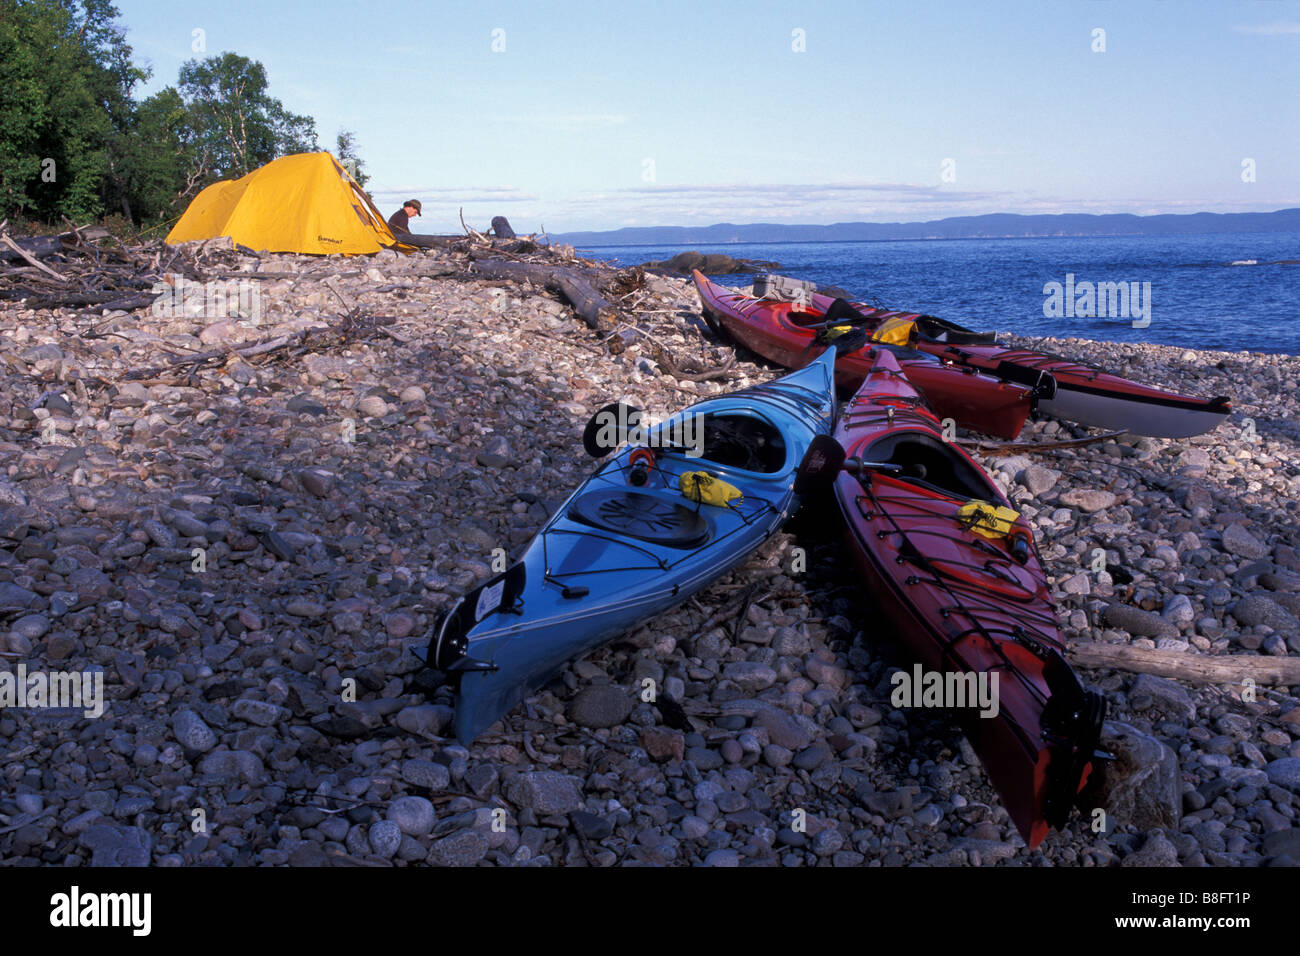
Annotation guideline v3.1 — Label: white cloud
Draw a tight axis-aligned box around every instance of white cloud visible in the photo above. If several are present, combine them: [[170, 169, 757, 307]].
[[1232, 21, 1300, 36], [370, 185, 539, 204]]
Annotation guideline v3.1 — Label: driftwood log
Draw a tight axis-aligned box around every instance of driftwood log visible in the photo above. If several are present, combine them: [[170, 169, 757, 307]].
[[400, 233, 461, 250], [467, 258, 616, 329], [1069, 641, 1300, 686], [0, 227, 111, 262], [122, 330, 314, 381], [955, 430, 1129, 456], [23, 291, 158, 311], [0, 235, 66, 263]]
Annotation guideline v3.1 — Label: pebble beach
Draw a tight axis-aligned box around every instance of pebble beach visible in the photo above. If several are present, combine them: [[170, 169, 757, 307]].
[[2, 240, 1298, 867]]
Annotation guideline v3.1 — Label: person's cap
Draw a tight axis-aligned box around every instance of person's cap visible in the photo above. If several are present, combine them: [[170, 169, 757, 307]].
[[404, 200, 422, 215]]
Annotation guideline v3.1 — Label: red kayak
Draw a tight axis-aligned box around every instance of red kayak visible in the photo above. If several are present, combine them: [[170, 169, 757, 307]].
[[694, 271, 1039, 440], [831, 350, 1105, 848], [802, 289, 1231, 438]]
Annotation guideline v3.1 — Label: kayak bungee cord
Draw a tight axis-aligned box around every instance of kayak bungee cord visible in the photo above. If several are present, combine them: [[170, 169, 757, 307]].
[[851, 481, 1058, 733], [538, 432, 792, 589]]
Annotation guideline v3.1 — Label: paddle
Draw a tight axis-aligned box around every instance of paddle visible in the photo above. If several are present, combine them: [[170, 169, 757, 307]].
[[582, 402, 643, 457], [792, 434, 905, 495], [804, 297, 874, 332], [582, 402, 702, 461], [792, 434, 845, 495]]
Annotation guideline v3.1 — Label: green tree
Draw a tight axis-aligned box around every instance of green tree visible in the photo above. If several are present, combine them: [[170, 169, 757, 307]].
[[177, 52, 317, 181], [109, 87, 196, 224], [0, 0, 132, 221], [335, 129, 369, 188], [0, 4, 325, 228]]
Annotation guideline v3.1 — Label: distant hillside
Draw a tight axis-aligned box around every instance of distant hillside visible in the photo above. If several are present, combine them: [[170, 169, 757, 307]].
[[556, 208, 1300, 247]]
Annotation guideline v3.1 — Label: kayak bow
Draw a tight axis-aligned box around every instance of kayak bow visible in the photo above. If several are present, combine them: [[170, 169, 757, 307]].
[[694, 271, 1039, 440]]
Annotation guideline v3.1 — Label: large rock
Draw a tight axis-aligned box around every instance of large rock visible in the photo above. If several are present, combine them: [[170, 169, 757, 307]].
[[1018, 464, 1059, 496], [427, 829, 489, 866], [0, 582, 39, 614], [505, 771, 583, 814], [394, 704, 454, 737], [723, 661, 778, 693], [78, 824, 153, 867], [1129, 674, 1196, 721], [1101, 602, 1178, 639], [1094, 721, 1181, 831], [568, 684, 631, 729], [401, 759, 451, 791], [1060, 489, 1116, 513], [1265, 758, 1300, 791], [1230, 595, 1297, 630], [1161, 594, 1195, 626], [642, 250, 780, 276], [1221, 523, 1268, 560], [754, 705, 812, 751], [197, 749, 265, 783], [387, 796, 436, 836], [172, 709, 219, 752], [475, 435, 512, 469], [1121, 831, 1179, 867], [367, 820, 402, 858]]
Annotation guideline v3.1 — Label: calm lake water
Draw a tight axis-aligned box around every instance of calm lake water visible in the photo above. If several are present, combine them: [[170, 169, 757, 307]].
[[581, 233, 1300, 355]]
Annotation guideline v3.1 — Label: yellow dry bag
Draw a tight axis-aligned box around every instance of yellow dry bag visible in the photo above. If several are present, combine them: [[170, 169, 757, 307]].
[[957, 500, 1020, 539], [870, 316, 916, 347], [679, 471, 743, 507]]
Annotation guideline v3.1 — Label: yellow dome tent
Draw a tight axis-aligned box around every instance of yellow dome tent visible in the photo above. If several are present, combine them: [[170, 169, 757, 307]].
[[166, 152, 412, 255]]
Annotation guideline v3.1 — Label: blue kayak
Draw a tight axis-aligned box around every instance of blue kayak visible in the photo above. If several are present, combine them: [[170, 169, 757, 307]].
[[430, 348, 838, 744]]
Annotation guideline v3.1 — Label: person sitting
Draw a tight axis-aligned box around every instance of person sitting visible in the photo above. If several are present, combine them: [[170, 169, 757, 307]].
[[387, 199, 422, 235]]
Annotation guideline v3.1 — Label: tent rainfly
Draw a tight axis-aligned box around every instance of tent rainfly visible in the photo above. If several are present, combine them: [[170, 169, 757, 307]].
[[166, 152, 412, 256]]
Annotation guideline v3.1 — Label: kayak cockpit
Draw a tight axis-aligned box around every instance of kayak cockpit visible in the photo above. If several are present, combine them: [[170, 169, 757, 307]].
[[697, 413, 787, 473], [913, 315, 1000, 346], [862, 431, 995, 501]]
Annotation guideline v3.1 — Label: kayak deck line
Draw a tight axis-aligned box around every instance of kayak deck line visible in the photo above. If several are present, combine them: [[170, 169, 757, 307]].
[[848, 487, 1055, 762]]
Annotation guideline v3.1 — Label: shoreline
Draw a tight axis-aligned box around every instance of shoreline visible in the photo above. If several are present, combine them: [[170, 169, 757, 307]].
[[1, 240, 1297, 867]]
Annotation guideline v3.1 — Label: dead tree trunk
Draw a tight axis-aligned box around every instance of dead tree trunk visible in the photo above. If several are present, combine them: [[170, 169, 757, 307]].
[[0, 236, 64, 262], [1069, 641, 1300, 686], [467, 258, 616, 329]]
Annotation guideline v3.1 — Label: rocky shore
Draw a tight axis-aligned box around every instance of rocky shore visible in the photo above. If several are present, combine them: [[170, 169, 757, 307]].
[[1, 239, 1298, 867]]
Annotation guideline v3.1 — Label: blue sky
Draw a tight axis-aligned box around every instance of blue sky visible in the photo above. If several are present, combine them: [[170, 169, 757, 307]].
[[116, 0, 1300, 233]]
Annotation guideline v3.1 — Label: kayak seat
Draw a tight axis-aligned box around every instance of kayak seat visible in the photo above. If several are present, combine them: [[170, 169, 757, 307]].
[[866, 432, 993, 501], [568, 489, 710, 549]]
